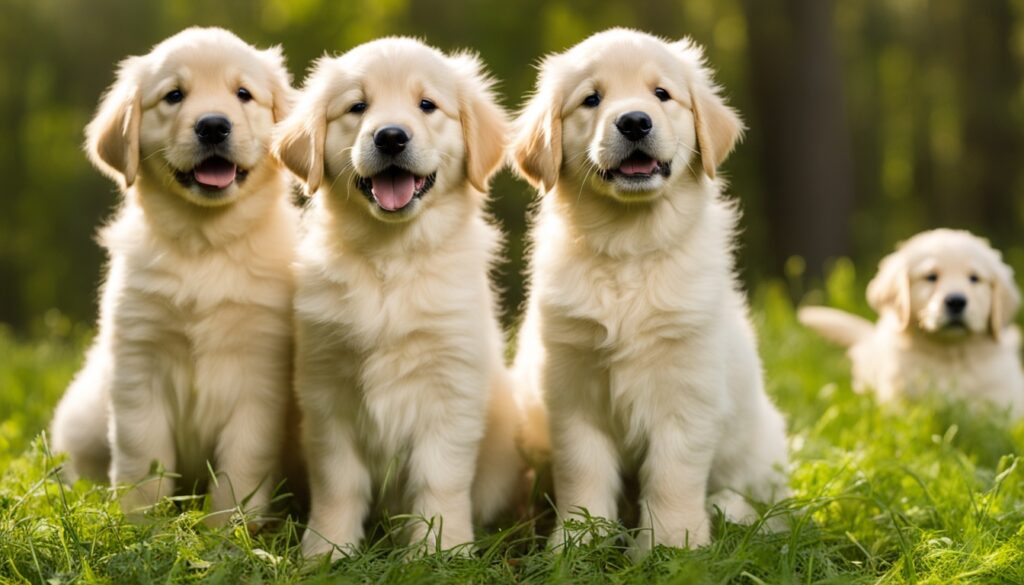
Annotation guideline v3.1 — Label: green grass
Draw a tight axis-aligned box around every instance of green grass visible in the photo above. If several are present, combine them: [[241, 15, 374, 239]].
[[2, 265, 1024, 584]]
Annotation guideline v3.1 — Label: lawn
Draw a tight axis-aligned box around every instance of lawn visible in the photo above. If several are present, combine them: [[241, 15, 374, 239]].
[[2, 264, 1023, 584]]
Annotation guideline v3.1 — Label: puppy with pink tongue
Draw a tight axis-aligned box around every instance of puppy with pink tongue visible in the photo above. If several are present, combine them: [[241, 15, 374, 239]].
[[274, 38, 525, 557], [370, 168, 428, 211], [192, 157, 241, 190]]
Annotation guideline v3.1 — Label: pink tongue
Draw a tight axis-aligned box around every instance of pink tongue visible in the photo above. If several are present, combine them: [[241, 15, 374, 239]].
[[193, 158, 237, 189], [619, 157, 658, 176], [371, 171, 416, 211]]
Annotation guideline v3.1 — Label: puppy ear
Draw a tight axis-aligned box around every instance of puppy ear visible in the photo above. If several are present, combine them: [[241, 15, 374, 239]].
[[261, 45, 295, 123], [989, 256, 1020, 341], [867, 251, 912, 331], [511, 69, 562, 192], [272, 66, 326, 195], [673, 39, 744, 179], [86, 57, 142, 188], [274, 110, 325, 194], [450, 52, 510, 193]]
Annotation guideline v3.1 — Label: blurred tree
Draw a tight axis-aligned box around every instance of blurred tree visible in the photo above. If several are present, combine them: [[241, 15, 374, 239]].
[[1, 0, 1023, 331], [955, 0, 1022, 246], [742, 0, 856, 276]]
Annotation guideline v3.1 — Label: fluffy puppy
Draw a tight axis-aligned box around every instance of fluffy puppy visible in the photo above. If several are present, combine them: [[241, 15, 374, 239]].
[[274, 38, 522, 557], [511, 28, 789, 554], [799, 229, 1024, 416], [49, 28, 298, 522]]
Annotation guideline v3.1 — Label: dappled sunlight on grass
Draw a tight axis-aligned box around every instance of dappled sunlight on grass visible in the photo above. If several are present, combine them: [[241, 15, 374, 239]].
[[2, 276, 1023, 583]]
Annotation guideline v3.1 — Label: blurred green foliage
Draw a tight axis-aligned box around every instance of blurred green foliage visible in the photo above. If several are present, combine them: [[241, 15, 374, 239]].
[[2, 0, 1024, 331]]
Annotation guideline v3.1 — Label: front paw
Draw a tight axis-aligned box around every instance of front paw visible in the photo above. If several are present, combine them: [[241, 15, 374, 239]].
[[301, 529, 352, 561]]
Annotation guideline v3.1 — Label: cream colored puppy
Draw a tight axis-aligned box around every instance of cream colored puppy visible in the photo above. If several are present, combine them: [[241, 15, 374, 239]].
[[799, 229, 1024, 416], [49, 28, 297, 522], [511, 29, 789, 554], [274, 38, 522, 557]]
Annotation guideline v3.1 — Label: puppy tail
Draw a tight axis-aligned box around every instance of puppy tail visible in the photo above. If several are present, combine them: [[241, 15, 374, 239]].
[[797, 306, 874, 348]]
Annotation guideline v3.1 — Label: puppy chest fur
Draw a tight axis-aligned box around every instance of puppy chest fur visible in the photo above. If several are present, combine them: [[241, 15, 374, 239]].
[[104, 208, 295, 483]]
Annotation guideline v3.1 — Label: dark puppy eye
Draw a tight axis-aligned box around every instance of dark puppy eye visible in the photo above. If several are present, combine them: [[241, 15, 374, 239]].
[[164, 89, 184, 104], [654, 87, 671, 102], [349, 102, 368, 114], [582, 91, 601, 108], [419, 99, 437, 113], [969, 273, 981, 283], [925, 273, 939, 282], [237, 87, 252, 102]]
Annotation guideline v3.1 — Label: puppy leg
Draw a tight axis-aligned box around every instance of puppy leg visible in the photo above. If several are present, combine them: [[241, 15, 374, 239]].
[[207, 393, 285, 526], [471, 370, 526, 524], [191, 311, 291, 524], [708, 398, 790, 527], [548, 412, 621, 549], [406, 421, 478, 552], [302, 418, 371, 559], [636, 421, 715, 554], [50, 349, 112, 482], [541, 341, 620, 548], [108, 359, 177, 517]]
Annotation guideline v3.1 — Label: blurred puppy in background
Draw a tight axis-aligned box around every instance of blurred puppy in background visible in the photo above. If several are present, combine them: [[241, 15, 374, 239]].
[[800, 229, 1024, 417], [50, 27, 298, 523], [511, 28, 790, 555], [274, 37, 524, 558]]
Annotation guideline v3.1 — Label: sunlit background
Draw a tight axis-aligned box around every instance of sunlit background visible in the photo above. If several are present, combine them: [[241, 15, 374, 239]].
[[3, 0, 1024, 333]]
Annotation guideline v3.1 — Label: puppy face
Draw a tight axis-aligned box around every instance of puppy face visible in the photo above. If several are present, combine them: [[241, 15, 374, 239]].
[[275, 38, 507, 224], [87, 27, 292, 207], [868, 229, 1021, 340], [512, 28, 743, 202]]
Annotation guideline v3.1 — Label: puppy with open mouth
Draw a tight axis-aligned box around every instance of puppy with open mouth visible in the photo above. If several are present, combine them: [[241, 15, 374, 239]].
[[49, 28, 298, 522], [510, 29, 790, 554], [274, 38, 524, 557]]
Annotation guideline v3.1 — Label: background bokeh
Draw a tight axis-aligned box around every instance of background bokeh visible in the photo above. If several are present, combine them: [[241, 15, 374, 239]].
[[3, 0, 1024, 332]]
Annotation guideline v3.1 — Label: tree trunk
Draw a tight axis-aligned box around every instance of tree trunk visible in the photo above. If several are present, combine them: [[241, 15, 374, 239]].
[[742, 0, 856, 276]]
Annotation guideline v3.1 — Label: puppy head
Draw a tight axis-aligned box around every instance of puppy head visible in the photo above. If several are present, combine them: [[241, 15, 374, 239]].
[[274, 38, 508, 224], [512, 28, 743, 202], [868, 229, 1020, 340], [86, 27, 293, 207]]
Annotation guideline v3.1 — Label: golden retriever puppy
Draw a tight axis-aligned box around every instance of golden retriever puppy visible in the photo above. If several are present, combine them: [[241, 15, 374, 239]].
[[510, 28, 789, 554], [49, 28, 298, 522], [799, 229, 1024, 416], [274, 38, 522, 557]]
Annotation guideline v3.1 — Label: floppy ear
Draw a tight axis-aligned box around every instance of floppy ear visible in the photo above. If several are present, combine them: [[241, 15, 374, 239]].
[[691, 85, 743, 179], [511, 71, 562, 192], [86, 57, 142, 188], [672, 39, 744, 179], [261, 45, 295, 123], [989, 258, 1020, 341], [450, 53, 510, 193], [867, 251, 912, 331], [272, 81, 326, 195]]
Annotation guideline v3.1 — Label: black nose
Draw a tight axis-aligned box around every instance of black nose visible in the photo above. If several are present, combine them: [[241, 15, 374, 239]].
[[615, 111, 653, 142], [374, 125, 411, 156], [195, 114, 232, 145], [945, 293, 968, 314]]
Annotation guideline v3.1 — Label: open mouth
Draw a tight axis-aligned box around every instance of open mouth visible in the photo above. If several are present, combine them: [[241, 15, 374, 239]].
[[599, 151, 671, 182], [355, 166, 436, 212], [174, 156, 248, 193]]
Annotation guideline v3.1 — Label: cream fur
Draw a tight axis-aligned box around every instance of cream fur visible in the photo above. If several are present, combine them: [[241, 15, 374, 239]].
[[511, 28, 789, 554], [49, 27, 298, 524], [274, 38, 524, 558], [799, 229, 1024, 417]]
